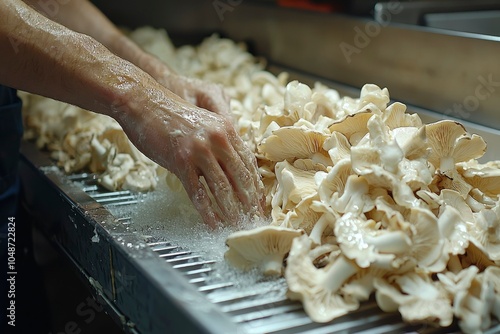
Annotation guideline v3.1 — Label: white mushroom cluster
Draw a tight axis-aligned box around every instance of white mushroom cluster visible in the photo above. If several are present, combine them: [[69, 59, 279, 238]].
[[225, 82, 500, 332], [21, 93, 158, 192]]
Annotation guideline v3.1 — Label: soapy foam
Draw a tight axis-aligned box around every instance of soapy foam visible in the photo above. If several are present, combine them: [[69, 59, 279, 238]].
[[103, 177, 275, 288]]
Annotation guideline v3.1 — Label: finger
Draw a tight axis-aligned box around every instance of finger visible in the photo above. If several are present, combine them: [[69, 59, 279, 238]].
[[210, 128, 264, 216], [196, 87, 232, 119], [226, 128, 265, 210], [197, 154, 242, 225], [180, 164, 222, 228]]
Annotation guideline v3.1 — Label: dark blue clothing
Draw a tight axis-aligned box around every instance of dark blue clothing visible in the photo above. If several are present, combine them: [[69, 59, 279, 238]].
[[0, 85, 23, 218], [0, 85, 23, 333], [0, 84, 23, 238]]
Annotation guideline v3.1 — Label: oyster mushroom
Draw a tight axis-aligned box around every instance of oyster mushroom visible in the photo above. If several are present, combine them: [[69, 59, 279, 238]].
[[374, 272, 454, 327], [407, 207, 448, 273], [328, 111, 373, 145], [271, 160, 318, 212], [89, 135, 110, 172], [310, 82, 340, 120], [307, 209, 337, 246], [317, 158, 353, 208], [382, 102, 422, 129], [224, 225, 304, 276], [99, 151, 135, 191], [391, 126, 428, 160], [437, 201, 471, 257], [458, 160, 500, 197], [356, 164, 421, 208], [335, 212, 412, 269], [330, 175, 374, 215], [438, 265, 479, 297], [122, 162, 158, 192], [453, 269, 496, 334], [483, 266, 500, 320], [350, 115, 432, 198], [358, 84, 390, 112], [426, 121, 487, 174], [292, 158, 328, 173], [283, 80, 314, 122], [323, 131, 351, 164], [468, 202, 500, 262], [459, 240, 495, 271], [258, 126, 331, 165], [278, 194, 322, 234], [285, 235, 360, 322], [369, 195, 411, 232]]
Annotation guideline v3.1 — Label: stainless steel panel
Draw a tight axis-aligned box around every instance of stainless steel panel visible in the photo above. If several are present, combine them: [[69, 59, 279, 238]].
[[92, 1, 500, 130]]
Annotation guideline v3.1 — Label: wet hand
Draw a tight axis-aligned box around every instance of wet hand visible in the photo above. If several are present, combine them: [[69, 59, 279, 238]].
[[125, 94, 264, 228]]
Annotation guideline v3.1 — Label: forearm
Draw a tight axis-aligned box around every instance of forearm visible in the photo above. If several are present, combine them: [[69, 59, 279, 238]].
[[22, 0, 174, 80], [0, 0, 171, 125]]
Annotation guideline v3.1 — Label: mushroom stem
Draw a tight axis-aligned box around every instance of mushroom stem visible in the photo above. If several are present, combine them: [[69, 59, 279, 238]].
[[448, 254, 463, 274], [261, 253, 285, 276], [365, 231, 412, 254], [437, 206, 459, 237], [309, 214, 331, 245], [323, 256, 358, 292], [440, 156, 455, 174]]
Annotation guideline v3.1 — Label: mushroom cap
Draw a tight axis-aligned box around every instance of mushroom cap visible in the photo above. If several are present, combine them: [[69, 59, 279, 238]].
[[483, 266, 500, 320], [358, 84, 390, 112], [272, 160, 319, 211], [426, 120, 468, 168], [459, 239, 495, 271], [437, 265, 479, 296], [374, 272, 454, 327], [285, 235, 360, 322], [283, 80, 314, 122], [407, 207, 448, 272], [467, 203, 500, 262], [258, 126, 330, 163], [323, 131, 351, 164], [328, 112, 374, 145], [225, 225, 304, 276], [335, 212, 411, 268], [458, 161, 500, 197], [437, 204, 470, 256], [392, 126, 428, 160], [330, 175, 374, 214], [426, 120, 486, 174], [436, 169, 473, 199], [382, 102, 422, 129], [279, 195, 323, 233], [453, 269, 495, 333], [317, 158, 353, 206]]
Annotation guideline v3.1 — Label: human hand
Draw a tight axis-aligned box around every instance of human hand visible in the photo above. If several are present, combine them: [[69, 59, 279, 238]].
[[158, 73, 233, 120], [122, 91, 264, 228]]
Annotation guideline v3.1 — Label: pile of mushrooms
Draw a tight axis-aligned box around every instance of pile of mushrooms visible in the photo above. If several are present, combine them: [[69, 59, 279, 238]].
[[225, 81, 500, 333], [21, 92, 158, 192]]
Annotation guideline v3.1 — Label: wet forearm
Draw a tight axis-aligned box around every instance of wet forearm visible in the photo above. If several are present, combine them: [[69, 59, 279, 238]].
[[0, 0, 170, 125], [22, 0, 174, 79]]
